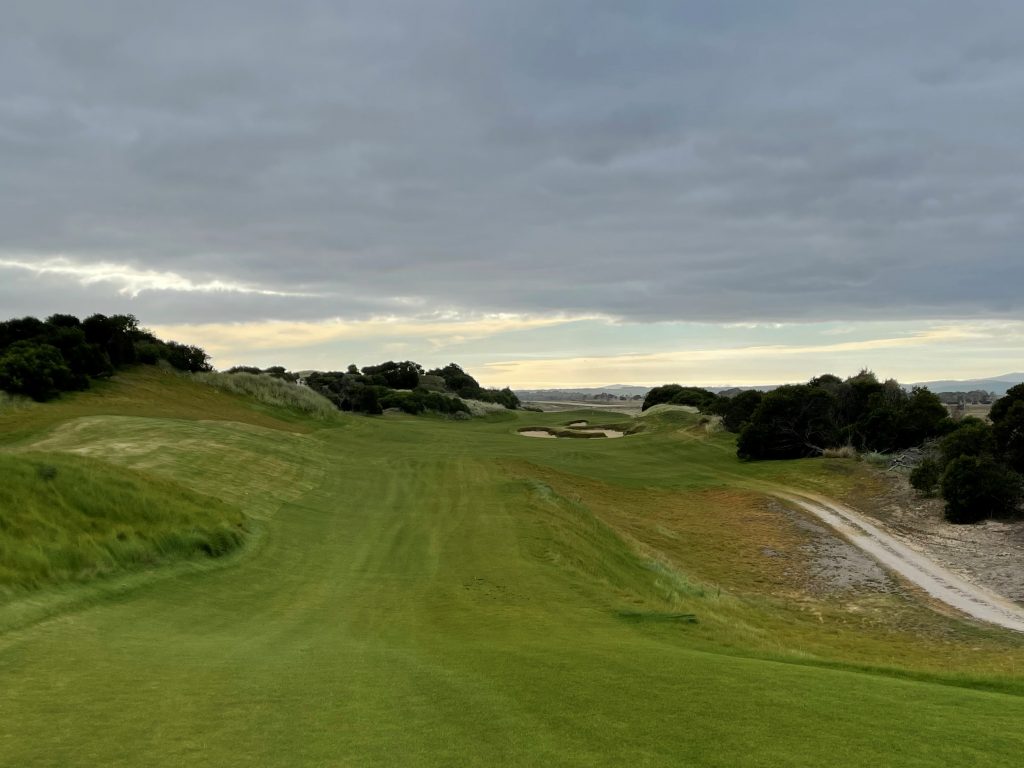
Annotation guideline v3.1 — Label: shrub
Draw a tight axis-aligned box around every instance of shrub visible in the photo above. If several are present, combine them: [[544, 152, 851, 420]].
[[822, 445, 857, 459], [989, 383, 1024, 424], [940, 455, 1022, 524], [475, 386, 521, 410], [361, 360, 423, 390], [643, 384, 717, 412], [426, 363, 482, 399], [716, 390, 763, 433], [0, 342, 74, 401], [379, 390, 425, 414], [909, 458, 941, 495], [737, 385, 839, 459], [861, 451, 890, 467], [162, 341, 212, 373], [992, 399, 1024, 474], [940, 420, 994, 465]]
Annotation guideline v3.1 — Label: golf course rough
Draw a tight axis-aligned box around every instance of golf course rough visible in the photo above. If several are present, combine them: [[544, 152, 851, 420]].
[[2, 368, 1024, 767]]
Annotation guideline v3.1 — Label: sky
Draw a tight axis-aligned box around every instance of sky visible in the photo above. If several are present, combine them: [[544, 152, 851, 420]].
[[2, 1, 1023, 387]]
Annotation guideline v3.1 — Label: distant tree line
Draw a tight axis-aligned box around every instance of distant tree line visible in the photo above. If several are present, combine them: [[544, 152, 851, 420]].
[[642, 384, 719, 412], [300, 361, 520, 416], [733, 371, 950, 460], [644, 370, 1023, 524], [935, 390, 995, 405], [0, 313, 211, 401], [910, 385, 1024, 523]]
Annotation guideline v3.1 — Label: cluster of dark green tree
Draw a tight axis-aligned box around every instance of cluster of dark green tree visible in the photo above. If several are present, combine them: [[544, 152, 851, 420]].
[[304, 361, 518, 416], [910, 385, 1024, 523], [0, 313, 211, 401], [731, 371, 949, 459], [424, 363, 521, 409], [642, 384, 719, 412]]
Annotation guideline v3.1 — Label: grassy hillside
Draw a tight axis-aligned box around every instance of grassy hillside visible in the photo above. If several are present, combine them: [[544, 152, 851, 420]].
[[0, 452, 245, 594], [3, 372, 1024, 766]]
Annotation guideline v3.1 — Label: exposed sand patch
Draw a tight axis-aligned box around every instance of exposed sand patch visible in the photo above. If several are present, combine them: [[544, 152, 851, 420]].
[[569, 428, 624, 438], [517, 426, 625, 439]]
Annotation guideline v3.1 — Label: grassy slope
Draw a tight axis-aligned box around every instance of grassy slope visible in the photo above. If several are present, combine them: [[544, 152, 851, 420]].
[[0, 452, 246, 594], [2, 373, 1024, 766]]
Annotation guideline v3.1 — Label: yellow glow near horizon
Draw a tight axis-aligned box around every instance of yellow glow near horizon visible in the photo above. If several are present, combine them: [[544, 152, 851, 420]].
[[151, 314, 599, 354], [145, 315, 1024, 388]]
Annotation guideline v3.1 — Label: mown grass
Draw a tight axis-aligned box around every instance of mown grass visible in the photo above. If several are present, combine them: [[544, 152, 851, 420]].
[[0, 452, 246, 595], [3, 384, 1024, 766]]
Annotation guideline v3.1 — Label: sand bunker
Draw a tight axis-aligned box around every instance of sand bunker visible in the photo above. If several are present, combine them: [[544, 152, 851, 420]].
[[569, 428, 624, 438], [567, 421, 588, 428], [518, 427, 625, 439]]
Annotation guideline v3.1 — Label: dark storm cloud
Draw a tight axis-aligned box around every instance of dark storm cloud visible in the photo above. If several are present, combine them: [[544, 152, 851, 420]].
[[2, 0, 1023, 323]]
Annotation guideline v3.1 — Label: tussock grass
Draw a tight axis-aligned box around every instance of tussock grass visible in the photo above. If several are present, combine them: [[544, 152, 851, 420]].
[[193, 371, 338, 420], [823, 444, 858, 459], [0, 392, 31, 414], [461, 398, 509, 416], [862, 450, 890, 466], [0, 452, 246, 595]]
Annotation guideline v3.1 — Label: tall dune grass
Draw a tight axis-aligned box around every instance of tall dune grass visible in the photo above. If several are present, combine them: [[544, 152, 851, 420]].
[[193, 371, 338, 420], [0, 392, 32, 414], [0, 452, 247, 594]]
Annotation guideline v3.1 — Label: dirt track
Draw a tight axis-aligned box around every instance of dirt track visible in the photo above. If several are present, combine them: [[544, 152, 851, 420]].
[[778, 490, 1024, 633]]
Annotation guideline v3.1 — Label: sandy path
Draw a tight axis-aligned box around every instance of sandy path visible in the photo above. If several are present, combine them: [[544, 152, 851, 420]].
[[777, 490, 1024, 633]]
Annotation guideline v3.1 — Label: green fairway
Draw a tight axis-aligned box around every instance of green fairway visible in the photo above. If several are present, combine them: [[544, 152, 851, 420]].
[[3, 369, 1024, 766]]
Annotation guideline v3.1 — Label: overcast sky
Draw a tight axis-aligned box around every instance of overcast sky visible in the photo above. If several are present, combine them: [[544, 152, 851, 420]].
[[2, 1, 1022, 386]]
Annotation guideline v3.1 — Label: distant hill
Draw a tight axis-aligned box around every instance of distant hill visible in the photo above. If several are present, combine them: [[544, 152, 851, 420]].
[[515, 385, 652, 400], [519, 374, 1024, 402], [912, 373, 1024, 396], [515, 383, 778, 401]]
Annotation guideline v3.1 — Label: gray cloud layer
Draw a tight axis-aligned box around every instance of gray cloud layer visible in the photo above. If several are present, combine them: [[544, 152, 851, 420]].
[[2, 1, 1023, 323]]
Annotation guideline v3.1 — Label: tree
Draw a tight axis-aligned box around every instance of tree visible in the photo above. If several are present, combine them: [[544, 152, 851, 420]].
[[0, 316, 47, 348], [361, 360, 423, 390], [642, 384, 716, 412], [0, 342, 73, 401], [940, 419, 994, 466], [992, 400, 1024, 473], [897, 387, 950, 447], [716, 390, 763, 433], [737, 385, 839, 459], [82, 314, 140, 367], [989, 384, 1024, 424], [162, 342, 212, 372], [940, 455, 1022, 524], [350, 384, 383, 415], [427, 363, 482, 399]]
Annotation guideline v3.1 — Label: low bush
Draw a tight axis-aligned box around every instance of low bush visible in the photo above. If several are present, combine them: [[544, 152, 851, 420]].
[[940, 455, 1022, 524], [909, 458, 942, 495]]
